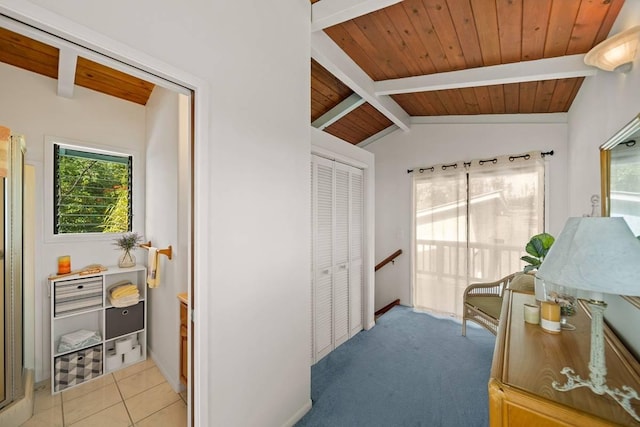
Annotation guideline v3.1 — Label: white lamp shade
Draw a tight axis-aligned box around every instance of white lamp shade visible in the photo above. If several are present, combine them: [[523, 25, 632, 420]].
[[584, 26, 640, 72], [536, 217, 640, 297]]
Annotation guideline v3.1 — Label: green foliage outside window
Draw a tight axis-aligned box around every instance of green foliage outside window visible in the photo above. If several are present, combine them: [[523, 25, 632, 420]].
[[55, 144, 132, 234]]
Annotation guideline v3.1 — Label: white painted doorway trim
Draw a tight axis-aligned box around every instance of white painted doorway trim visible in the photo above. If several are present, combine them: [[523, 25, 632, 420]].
[[0, 3, 210, 426]]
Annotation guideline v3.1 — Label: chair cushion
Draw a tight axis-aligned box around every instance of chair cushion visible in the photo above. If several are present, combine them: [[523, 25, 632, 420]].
[[466, 295, 503, 319], [508, 273, 535, 293]]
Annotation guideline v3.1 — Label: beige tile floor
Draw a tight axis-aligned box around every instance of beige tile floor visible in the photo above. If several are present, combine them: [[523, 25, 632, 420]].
[[20, 358, 187, 427]]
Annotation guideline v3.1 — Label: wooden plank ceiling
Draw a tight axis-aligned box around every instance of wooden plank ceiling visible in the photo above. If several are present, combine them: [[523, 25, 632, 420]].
[[311, 0, 625, 145], [0, 26, 154, 105], [0, 3, 626, 145]]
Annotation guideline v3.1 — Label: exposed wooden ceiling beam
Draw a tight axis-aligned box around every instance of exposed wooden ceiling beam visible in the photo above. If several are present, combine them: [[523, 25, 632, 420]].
[[0, 15, 183, 96], [374, 54, 597, 95], [57, 47, 77, 98], [311, 30, 411, 131], [356, 125, 399, 148], [312, 93, 365, 130], [311, 0, 403, 32]]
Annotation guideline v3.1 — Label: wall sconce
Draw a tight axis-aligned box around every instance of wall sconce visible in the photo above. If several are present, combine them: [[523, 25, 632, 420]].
[[584, 26, 640, 73]]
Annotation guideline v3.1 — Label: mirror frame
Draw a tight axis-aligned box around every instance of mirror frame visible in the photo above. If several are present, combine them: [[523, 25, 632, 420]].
[[600, 113, 640, 308]]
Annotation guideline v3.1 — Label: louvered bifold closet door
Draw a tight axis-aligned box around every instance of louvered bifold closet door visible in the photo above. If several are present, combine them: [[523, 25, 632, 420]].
[[312, 156, 334, 362], [349, 168, 364, 337], [333, 163, 350, 348], [311, 155, 365, 364]]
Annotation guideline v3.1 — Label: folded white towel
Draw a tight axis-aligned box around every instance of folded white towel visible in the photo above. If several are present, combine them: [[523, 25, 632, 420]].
[[61, 329, 96, 346], [58, 329, 101, 353]]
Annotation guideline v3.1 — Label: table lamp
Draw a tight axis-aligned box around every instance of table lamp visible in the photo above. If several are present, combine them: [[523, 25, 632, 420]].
[[536, 217, 640, 422]]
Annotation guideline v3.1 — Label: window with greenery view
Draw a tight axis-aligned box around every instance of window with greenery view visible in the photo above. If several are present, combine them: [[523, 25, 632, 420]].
[[54, 144, 133, 234]]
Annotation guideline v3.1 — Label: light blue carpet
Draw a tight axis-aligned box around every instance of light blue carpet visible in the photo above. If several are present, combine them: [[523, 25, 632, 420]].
[[296, 306, 495, 427]]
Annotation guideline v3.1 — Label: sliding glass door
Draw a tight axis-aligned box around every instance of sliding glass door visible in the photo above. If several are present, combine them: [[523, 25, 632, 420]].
[[414, 169, 466, 316], [413, 153, 544, 318]]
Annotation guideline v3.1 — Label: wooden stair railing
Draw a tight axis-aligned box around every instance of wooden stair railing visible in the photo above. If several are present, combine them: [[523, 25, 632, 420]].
[[375, 299, 400, 317], [375, 249, 402, 271], [374, 249, 403, 317]]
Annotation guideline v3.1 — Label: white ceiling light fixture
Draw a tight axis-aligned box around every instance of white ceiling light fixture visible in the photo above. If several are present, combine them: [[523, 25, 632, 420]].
[[584, 26, 640, 73]]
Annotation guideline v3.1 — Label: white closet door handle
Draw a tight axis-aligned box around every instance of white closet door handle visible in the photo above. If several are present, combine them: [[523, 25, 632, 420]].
[[339, 264, 348, 270], [321, 268, 330, 275]]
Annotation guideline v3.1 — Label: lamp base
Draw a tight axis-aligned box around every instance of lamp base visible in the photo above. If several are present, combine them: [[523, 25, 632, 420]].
[[551, 301, 640, 422], [553, 367, 640, 421]]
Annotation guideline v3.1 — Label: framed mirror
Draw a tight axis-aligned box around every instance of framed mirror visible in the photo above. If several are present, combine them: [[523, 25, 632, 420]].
[[600, 113, 640, 309]]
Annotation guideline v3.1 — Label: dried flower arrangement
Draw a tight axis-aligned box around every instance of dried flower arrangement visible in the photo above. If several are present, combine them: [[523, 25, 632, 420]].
[[113, 232, 144, 252]]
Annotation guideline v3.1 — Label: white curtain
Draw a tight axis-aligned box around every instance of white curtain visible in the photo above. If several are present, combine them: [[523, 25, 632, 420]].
[[413, 152, 545, 317]]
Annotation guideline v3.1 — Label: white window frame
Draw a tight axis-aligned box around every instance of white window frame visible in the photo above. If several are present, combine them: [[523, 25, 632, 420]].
[[43, 135, 144, 243]]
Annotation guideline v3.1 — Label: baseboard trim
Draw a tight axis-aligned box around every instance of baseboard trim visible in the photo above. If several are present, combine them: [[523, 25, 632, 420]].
[[365, 320, 376, 330], [282, 398, 312, 427], [375, 299, 400, 317], [147, 347, 184, 393]]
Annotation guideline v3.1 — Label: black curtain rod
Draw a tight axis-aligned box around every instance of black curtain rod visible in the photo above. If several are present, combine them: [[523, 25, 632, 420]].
[[407, 150, 555, 173]]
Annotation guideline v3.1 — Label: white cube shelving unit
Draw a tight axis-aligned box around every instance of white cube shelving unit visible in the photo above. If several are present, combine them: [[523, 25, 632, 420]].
[[49, 265, 147, 393]]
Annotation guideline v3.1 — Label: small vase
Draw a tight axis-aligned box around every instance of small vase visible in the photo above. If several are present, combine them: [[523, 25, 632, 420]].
[[118, 250, 136, 268], [534, 276, 547, 301]]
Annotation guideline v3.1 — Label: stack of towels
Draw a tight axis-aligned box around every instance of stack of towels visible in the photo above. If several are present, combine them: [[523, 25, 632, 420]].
[[109, 281, 139, 307]]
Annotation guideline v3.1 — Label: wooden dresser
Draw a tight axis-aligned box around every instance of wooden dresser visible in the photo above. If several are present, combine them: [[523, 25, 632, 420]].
[[178, 293, 188, 386], [489, 290, 640, 426]]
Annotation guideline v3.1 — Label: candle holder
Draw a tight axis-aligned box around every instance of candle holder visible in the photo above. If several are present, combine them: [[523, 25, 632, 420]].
[[57, 255, 71, 275]]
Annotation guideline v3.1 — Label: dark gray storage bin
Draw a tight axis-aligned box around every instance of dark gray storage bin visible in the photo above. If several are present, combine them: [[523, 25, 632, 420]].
[[105, 301, 144, 339]]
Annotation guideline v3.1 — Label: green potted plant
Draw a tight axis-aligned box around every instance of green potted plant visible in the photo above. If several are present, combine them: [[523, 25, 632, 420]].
[[114, 232, 144, 268], [521, 232, 574, 317], [520, 232, 555, 273], [521, 232, 555, 302]]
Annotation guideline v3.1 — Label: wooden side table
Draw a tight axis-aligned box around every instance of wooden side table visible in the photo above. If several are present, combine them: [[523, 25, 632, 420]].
[[489, 290, 640, 426]]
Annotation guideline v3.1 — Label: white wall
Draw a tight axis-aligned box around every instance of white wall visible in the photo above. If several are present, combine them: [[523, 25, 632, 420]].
[[0, 61, 146, 381], [566, 0, 640, 356], [567, 2, 640, 216], [144, 86, 185, 391], [4, 1, 312, 425], [365, 120, 568, 311]]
